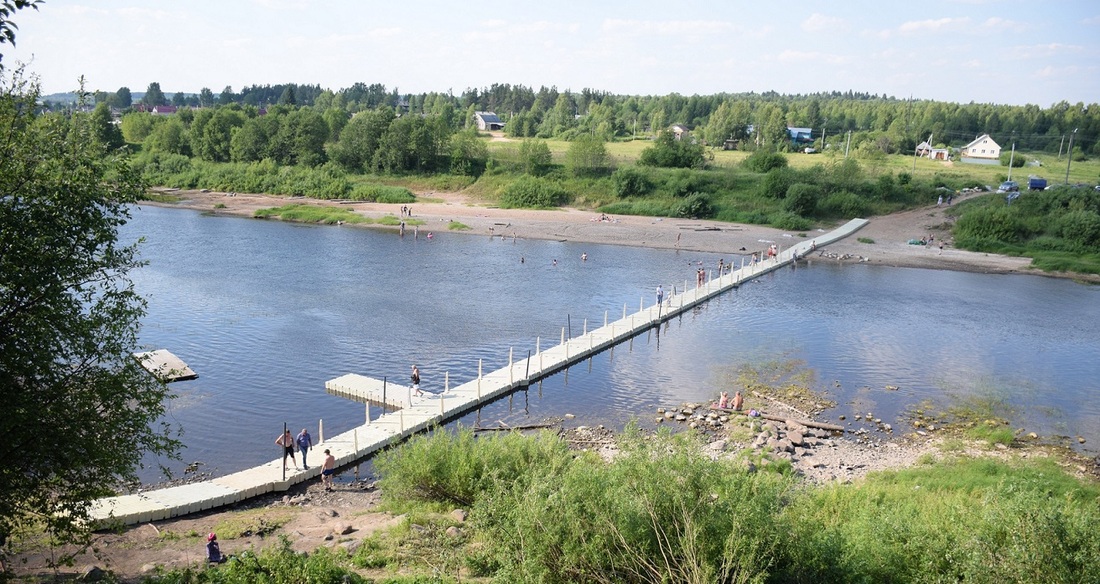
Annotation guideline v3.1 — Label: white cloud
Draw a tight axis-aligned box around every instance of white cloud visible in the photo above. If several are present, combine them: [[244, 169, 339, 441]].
[[802, 13, 843, 33], [898, 17, 971, 34], [367, 27, 403, 41], [601, 19, 737, 36], [982, 17, 1026, 32], [777, 50, 850, 65], [1082, 15, 1100, 25]]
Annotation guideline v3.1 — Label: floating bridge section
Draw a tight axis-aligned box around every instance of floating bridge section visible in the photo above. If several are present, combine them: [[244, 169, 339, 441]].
[[89, 219, 868, 526]]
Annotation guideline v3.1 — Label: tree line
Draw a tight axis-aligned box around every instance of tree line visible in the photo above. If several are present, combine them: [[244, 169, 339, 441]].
[[63, 79, 1100, 159]]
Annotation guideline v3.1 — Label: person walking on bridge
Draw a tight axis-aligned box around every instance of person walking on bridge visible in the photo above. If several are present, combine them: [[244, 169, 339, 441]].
[[296, 428, 313, 470], [411, 364, 422, 397]]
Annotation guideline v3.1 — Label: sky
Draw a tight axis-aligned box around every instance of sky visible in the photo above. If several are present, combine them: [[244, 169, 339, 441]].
[[4, 0, 1099, 107]]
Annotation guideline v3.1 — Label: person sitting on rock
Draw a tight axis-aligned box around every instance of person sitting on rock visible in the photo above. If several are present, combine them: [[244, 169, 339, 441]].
[[717, 391, 729, 409], [732, 391, 744, 411]]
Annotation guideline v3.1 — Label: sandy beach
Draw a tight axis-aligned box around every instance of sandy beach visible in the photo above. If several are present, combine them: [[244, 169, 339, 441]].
[[149, 187, 1093, 281]]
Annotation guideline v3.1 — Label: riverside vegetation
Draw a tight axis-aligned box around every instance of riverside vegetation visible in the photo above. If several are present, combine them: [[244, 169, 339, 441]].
[[82, 81, 1098, 275], [138, 427, 1100, 584]]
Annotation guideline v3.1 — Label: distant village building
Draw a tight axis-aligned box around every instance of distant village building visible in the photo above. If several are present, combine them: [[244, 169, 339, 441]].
[[787, 127, 813, 145], [474, 111, 504, 131], [151, 105, 178, 115], [670, 124, 690, 141], [961, 134, 1001, 159], [915, 141, 933, 157]]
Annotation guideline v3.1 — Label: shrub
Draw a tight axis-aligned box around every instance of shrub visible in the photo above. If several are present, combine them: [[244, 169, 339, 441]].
[[611, 166, 653, 197], [741, 149, 789, 173], [770, 211, 813, 231], [498, 176, 570, 208], [819, 191, 870, 219], [349, 183, 415, 203], [759, 167, 796, 199], [676, 193, 714, 219], [784, 183, 821, 216]]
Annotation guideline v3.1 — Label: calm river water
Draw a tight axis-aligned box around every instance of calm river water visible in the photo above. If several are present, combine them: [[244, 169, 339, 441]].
[[122, 205, 1100, 482]]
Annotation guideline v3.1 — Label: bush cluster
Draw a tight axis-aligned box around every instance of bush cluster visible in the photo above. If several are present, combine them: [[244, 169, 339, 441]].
[[952, 185, 1100, 273], [365, 427, 1100, 584]]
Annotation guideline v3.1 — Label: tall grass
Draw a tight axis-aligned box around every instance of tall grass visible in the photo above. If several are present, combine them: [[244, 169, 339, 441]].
[[368, 426, 1100, 584]]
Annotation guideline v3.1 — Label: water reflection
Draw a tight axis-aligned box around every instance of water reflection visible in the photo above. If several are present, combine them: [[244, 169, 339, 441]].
[[121, 206, 1100, 481]]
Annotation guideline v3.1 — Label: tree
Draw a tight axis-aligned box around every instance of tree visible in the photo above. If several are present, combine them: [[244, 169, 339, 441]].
[[198, 87, 214, 108], [120, 111, 156, 143], [141, 81, 166, 107], [90, 101, 125, 150], [108, 86, 132, 109], [218, 85, 235, 105], [565, 134, 610, 177], [518, 139, 552, 176], [638, 131, 707, 169], [0, 1, 41, 70], [0, 71, 180, 565]]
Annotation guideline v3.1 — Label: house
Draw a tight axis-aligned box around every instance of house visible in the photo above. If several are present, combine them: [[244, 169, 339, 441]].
[[915, 141, 933, 157], [961, 134, 1000, 159], [150, 105, 178, 115], [928, 148, 950, 161], [787, 127, 813, 145], [474, 111, 504, 131], [670, 124, 691, 141]]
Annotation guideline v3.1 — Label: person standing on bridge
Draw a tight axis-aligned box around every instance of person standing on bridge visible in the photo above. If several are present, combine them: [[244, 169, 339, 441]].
[[276, 430, 297, 471], [411, 364, 422, 397], [656, 285, 664, 306], [296, 428, 313, 470]]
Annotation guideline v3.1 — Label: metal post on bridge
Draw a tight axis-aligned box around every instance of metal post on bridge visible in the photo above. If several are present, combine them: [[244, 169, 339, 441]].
[[319, 419, 324, 444], [537, 336, 542, 375], [477, 358, 483, 399], [509, 347, 514, 385], [282, 421, 287, 482], [445, 371, 449, 393]]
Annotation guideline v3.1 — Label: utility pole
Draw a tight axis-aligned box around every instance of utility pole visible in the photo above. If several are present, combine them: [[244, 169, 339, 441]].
[[1007, 142, 1016, 181], [1057, 134, 1065, 160], [1064, 128, 1078, 184], [844, 130, 851, 158]]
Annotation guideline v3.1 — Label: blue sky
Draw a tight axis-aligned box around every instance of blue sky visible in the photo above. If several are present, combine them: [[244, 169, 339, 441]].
[[6, 0, 1098, 106]]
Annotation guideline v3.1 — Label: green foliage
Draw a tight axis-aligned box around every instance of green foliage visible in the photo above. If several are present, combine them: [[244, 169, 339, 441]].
[[348, 183, 414, 203], [611, 165, 654, 197], [498, 175, 570, 208], [253, 204, 368, 225], [819, 190, 870, 218], [447, 221, 470, 231], [770, 211, 813, 231], [775, 457, 1100, 583], [784, 182, 821, 216], [741, 149, 789, 173], [951, 186, 1100, 272], [518, 139, 553, 176], [639, 130, 708, 168], [472, 427, 792, 584], [759, 167, 796, 199], [857, 237, 875, 244], [565, 134, 611, 177], [0, 71, 180, 560], [374, 426, 573, 508], [676, 192, 714, 219], [151, 536, 367, 583], [1000, 151, 1026, 167]]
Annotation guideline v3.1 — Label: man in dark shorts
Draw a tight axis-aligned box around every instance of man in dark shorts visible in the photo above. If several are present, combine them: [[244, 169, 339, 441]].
[[321, 449, 336, 491], [276, 430, 297, 471]]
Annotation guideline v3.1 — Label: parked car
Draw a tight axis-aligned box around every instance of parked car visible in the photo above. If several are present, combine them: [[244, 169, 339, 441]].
[[998, 180, 1019, 193]]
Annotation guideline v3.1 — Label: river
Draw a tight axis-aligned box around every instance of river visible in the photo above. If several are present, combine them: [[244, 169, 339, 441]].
[[121, 205, 1100, 482]]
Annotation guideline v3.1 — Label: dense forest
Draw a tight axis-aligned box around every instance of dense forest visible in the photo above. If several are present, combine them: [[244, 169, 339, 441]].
[[52, 80, 1100, 158]]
